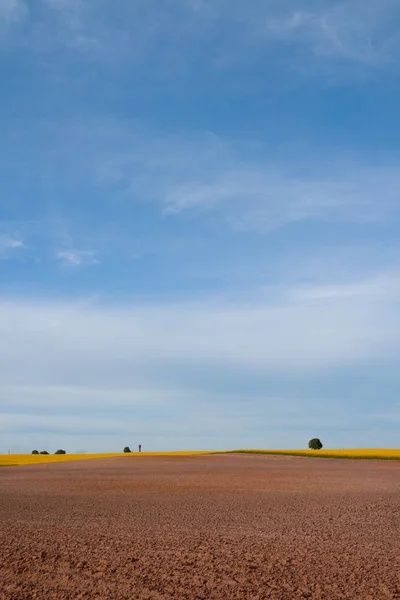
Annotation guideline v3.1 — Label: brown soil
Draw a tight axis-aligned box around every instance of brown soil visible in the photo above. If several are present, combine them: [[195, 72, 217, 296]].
[[1, 454, 400, 600]]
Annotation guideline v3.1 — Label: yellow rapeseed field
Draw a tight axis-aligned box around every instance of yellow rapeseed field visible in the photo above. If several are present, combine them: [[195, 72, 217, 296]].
[[231, 449, 400, 460], [0, 451, 211, 466], [2, 449, 400, 466]]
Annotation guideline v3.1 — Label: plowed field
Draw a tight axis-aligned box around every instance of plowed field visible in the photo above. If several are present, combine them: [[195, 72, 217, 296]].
[[1, 454, 400, 599]]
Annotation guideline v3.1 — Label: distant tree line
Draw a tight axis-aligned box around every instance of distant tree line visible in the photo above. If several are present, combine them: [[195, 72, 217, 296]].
[[32, 449, 66, 455], [29, 441, 322, 456]]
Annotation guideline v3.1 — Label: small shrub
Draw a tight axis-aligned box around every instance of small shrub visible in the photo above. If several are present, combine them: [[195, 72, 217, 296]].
[[123, 446, 131, 453], [55, 449, 66, 455], [32, 450, 39, 454], [40, 450, 49, 455], [308, 438, 323, 450]]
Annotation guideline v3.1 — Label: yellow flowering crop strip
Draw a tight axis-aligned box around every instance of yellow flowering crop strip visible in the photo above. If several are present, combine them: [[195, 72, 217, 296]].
[[0, 451, 212, 467], [3, 449, 400, 466], [230, 449, 400, 460]]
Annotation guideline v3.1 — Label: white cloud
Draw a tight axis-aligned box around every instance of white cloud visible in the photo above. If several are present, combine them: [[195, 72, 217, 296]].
[[0, 271, 399, 384], [3, 238, 23, 249], [0, 234, 24, 258], [56, 249, 99, 267]]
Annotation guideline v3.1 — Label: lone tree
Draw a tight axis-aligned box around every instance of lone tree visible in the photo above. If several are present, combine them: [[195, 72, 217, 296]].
[[32, 450, 39, 454], [123, 446, 131, 453], [55, 449, 66, 455], [40, 450, 49, 455], [308, 438, 323, 450]]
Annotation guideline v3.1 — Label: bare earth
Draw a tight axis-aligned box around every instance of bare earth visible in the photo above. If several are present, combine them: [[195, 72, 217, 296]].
[[1, 455, 400, 600]]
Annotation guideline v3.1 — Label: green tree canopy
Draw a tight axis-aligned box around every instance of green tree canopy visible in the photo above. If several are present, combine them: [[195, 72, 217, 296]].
[[308, 438, 323, 450]]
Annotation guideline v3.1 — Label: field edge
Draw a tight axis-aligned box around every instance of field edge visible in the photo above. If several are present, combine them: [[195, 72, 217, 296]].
[[222, 449, 400, 460]]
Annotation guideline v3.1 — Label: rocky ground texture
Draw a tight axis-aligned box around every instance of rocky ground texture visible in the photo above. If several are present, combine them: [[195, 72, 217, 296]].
[[1, 454, 400, 599]]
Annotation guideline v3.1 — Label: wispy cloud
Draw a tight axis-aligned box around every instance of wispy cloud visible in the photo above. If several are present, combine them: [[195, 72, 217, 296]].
[[264, 1, 400, 67], [80, 134, 400, 231], [89, 121, 400, 230], [161, 166, 400, 230], [4, 118, 399, 239], [38, 0, 105, 52], [0, 234, 24, 259], [2, 0, 399, 79], [56, 249, 99, 267], [0, 0, 27, 24]]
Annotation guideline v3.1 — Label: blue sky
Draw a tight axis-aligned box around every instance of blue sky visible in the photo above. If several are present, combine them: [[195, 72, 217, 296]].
[[1, 0, 400, 453]]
